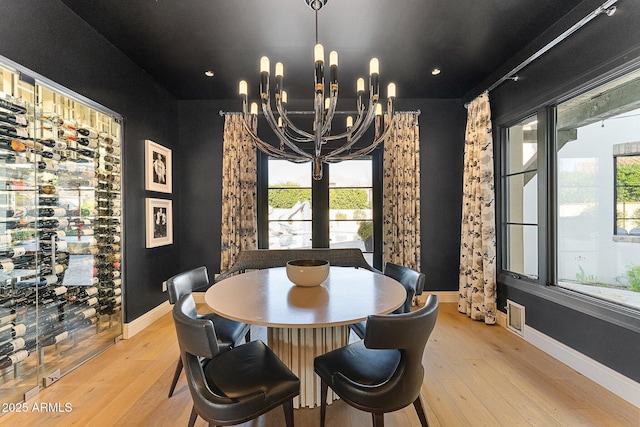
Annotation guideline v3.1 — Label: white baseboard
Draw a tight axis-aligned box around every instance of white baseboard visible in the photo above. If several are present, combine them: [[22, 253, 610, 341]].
[[499, 321, 640, 408], [417, 291, 458, 304], [122, 301, 171, 339]]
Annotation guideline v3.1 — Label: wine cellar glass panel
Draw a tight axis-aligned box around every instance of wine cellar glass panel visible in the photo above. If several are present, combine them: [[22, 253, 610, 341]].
[[0, 59, 123, 405]]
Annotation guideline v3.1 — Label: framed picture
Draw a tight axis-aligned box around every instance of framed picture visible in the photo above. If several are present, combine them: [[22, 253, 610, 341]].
[[146, 198, 173, 248], [145, 139, 172, 193]]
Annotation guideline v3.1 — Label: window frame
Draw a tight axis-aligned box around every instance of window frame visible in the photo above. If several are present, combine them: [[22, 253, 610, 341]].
[[257, 148, 384, 270]]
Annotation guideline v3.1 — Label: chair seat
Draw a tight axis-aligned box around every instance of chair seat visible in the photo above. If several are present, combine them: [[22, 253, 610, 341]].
[[200, 312, 249, 350], [204, 340, 300, 405], [314, 340, 400, 389]]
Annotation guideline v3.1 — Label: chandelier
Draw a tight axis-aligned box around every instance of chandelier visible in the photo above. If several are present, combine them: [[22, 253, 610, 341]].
[[238, 0, 396, 180]]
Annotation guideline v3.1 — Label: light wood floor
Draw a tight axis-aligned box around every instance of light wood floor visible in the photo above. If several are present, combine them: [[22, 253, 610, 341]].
[[2, 303, 638, 426]]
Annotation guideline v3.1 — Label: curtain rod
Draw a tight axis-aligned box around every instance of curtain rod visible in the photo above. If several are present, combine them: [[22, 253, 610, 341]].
[[218, 109, 421, 117], [466, 0, 618, 107]]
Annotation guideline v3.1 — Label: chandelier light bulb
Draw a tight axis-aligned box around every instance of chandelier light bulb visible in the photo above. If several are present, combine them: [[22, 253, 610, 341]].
[[239, 80, 248, 96], [275, 62, 284, 77], [346, 116, 353, 129], [356, 78, 365, 93], [260, 56, 270, 74], [329, 51, 338, 67], [375, 103, 383, 116], [278, 117, 283, 128], [387, 82, 396, 98], [250, 102, 258, 115], [282, 90, 288, 104], [325, 98, 330, 110], [369, 58, 379, 75], [314, 44, 325, 63]]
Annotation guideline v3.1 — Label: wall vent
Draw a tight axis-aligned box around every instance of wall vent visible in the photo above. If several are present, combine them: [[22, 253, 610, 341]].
[[506, 299, 525, 336]]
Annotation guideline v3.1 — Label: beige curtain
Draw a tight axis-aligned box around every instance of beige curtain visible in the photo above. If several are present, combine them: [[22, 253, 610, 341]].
[[458, 93, 497, 324], [382, 112, 421, 270], [220, 114, 258, 273]]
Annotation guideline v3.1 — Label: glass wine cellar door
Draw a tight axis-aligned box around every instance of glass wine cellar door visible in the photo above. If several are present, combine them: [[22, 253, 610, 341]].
[[0, 57, 123, 405]]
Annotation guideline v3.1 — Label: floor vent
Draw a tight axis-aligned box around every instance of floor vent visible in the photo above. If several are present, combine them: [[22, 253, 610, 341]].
[[506, 299, 525, 336]]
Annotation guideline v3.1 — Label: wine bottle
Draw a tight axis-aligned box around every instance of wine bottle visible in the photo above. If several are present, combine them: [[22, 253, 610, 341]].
[[77, 127, 98, 139], [0, 153, 28, 164], [0, 137, 28, 152], [96, 234, 121, 244], [62, 119, 77, 130], [0, 260, 14, 273], [0, 338, 26, 357], [99, 287, 121, 298], [77, 148, 98, 158], [0, 125, 29, 140], [39, 150, 62, 161], [40, 331, 69, 347], [58, 128, 77, 141], [38, 207, 67, 217], [77, 137, 98, 148], [0, 247, 26, 258], [76, 287, 98, 298], [0, 98, 27, 115], [39, 184, 56, 195], [0, 112, 28, 127], [74, 296, 98, 308], [0, 349, 29, 368], [38, 196, 60, 206], [37, 161, 59, 172], [0, 323, 27, 342], [39, 138, 67, 150], [40, 285, 67, 299], [40, 240, 68, 252]]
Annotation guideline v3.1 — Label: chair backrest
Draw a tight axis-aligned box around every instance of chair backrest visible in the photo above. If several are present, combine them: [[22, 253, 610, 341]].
[[172, 294, 233, 412], [173, 294, 220, 358], [383, 262, 426, 314], [363, 295, 439, 402], [216, 248, 376, 281], [167, 266, 210, 304]]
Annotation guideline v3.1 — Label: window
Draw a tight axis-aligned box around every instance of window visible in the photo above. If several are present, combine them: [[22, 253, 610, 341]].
[[264, 157, 376, 265], [502, 115, 539, 279], [556, 69, 640, 309], [267, 160, 312, 249]]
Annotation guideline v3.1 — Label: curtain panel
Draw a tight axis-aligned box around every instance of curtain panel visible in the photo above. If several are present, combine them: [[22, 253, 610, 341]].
[[458, 93, 497, 324], [220, 114, 258, 273], [382, 112, 421, 270]]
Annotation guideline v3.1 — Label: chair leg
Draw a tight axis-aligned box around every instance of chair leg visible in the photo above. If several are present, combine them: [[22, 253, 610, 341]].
[[413, 396, 429, 427], [245, 329, 251, 343], [372, 412, 384, 427], [168, 357, 183, 397], [320, 379, 328, 427], [282, 398, 294, 427], [188, 405, 197, 427]]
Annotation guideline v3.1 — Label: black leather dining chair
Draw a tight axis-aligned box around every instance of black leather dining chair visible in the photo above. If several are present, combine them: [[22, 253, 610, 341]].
[[172, 294, 300, 427], [349, 262, 426, 339], [314, 295, 439, 427], [166, 266, 251, 398]]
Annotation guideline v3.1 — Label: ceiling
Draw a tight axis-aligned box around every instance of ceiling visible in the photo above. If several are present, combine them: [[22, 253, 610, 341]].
[[60, 0, 586, 101]]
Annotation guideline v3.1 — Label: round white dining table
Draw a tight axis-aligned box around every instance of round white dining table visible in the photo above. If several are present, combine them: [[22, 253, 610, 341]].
[[204, 266, 406, 408]]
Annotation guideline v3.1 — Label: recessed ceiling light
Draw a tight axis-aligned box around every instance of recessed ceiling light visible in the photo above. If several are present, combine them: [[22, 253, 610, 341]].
[[431, 68, 441, 76], [204, 71, 214, 77]]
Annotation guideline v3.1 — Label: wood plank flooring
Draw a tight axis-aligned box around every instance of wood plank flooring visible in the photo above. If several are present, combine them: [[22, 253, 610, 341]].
[[2, 303, 638, 426]]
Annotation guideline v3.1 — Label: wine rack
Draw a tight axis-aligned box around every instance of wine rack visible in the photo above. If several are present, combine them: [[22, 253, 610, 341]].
[[0, 60, 123, 405]]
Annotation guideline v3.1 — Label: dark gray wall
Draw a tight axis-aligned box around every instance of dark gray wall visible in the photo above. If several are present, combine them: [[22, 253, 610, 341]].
[[0, 0, 182, 322], [467, 0, 640, 381], [178, 98, 466, 291]]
